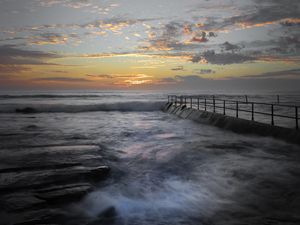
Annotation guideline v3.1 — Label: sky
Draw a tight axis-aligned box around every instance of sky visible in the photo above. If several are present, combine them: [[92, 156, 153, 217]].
[[0, 0, 299, 91]]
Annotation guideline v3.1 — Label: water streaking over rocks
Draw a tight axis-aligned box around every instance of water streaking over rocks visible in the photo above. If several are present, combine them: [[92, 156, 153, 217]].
[[0, 91, 300, 225]]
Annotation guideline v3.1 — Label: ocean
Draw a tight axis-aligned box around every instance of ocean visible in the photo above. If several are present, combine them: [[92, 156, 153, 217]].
[[0, 90, 300, 225]]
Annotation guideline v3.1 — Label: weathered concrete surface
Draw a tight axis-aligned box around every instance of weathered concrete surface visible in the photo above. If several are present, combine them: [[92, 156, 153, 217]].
[[163, 103, 300, 145]]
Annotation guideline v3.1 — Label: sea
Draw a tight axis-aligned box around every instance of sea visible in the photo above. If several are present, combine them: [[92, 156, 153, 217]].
[[0, 90, 300, 225]]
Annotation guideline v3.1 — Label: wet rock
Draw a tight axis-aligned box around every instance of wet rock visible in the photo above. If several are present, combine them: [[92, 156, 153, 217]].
[[35, 183, 93, 203], [2, 193, 46, 212], [88, 166, 110, 179], [16, 107, 37, 114], [0, 165, 110, 193], [98, 206, 117, 219], [87, 206, 117, 225]]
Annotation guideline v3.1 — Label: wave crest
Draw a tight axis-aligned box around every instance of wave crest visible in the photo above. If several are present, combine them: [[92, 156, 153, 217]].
[[0, 101, 165, 114]]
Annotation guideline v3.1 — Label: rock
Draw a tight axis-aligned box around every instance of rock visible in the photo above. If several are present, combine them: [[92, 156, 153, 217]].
[[2, 193, 46, 212], [0, 165, 110, 193], [98, 206, 117, 219], [88, 166, 111, 179], [35, 183, 93, 203], [15, 107, 37, 114], [87, 206, 117, 225]]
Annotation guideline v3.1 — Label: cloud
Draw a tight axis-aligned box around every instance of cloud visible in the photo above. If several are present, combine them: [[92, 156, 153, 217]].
[[140, 21, 216, 52], [194, 69, 216, 74], [86, 74, 114, 79], [190, 0, 300, 32], [191, 50, 255, 65], [33, 77, 91, 82], [171, 66, 184, 71], [38, 0, 91, 9], [29, 33, 68, 45], [0, 45, 62, 75], [0, 45, 61, 66], [81, 17, 160, 34], [239, 68, 300, 79], [0, 65, 31, 73], [50, 70, 68, 73], [221, 42, 242, 52], [154, 74, 300, 91]]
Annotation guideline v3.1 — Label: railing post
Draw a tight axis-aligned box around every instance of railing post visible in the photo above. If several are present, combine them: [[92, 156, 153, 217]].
[[213, 96, 215, 113], [236, 101, 239, 118], [251, 103, 254, 121], [245, 95, 248, 103], [205, 98, 207, 111], [185, 97, 187, 105], [271, 104, 274, 126], [190, 97, 192, 108], [197, 97, 199, 110], [223, 100, 225, 115], [277, 95, 280, 104], [296, 106, 298, 130]]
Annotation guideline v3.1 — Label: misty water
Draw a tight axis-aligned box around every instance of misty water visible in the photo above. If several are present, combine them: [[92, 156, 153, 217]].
[[0, 91, 300, 225]]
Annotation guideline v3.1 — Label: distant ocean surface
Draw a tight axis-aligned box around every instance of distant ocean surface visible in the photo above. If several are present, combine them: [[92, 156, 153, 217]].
[[0, 90, 300, 225]]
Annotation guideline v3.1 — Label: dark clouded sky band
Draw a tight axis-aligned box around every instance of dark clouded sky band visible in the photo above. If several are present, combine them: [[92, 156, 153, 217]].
[[0, 0, 299, 90]]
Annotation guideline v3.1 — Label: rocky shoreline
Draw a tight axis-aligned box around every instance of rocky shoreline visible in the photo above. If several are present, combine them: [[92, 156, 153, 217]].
[[0, 144, 111, 225]]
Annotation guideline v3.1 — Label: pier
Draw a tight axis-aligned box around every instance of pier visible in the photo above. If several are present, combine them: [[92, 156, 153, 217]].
[[164, 95, 300, 145], [168, 95, 299, 130]]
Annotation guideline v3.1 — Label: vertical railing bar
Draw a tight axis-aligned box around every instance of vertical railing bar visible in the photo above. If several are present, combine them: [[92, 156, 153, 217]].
[[236, 101, 239, 118], [271, 104, 274, 126], [190, 97, 192, 108], [205, 98, 207, 111], [197, 97, 200, 110], [213, 96, 215, 113], [296, 106, 298, 130], [251, 102, 254, 121], [223, 100, 225, 115]]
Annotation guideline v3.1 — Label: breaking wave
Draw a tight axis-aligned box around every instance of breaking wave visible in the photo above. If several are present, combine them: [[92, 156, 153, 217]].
[[0, 101, 165, 114]]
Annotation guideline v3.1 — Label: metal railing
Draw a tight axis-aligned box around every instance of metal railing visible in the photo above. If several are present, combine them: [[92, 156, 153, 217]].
[[167, 95, 299, 130]]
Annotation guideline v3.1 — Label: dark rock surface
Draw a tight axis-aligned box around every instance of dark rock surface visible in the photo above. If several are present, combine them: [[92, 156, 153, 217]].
[[15, 107, 37, 114], [0, 144, 111, 225]]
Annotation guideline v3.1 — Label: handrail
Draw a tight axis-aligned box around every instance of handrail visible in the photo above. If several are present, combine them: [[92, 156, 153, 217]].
[[167, 95, 299, 130]]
